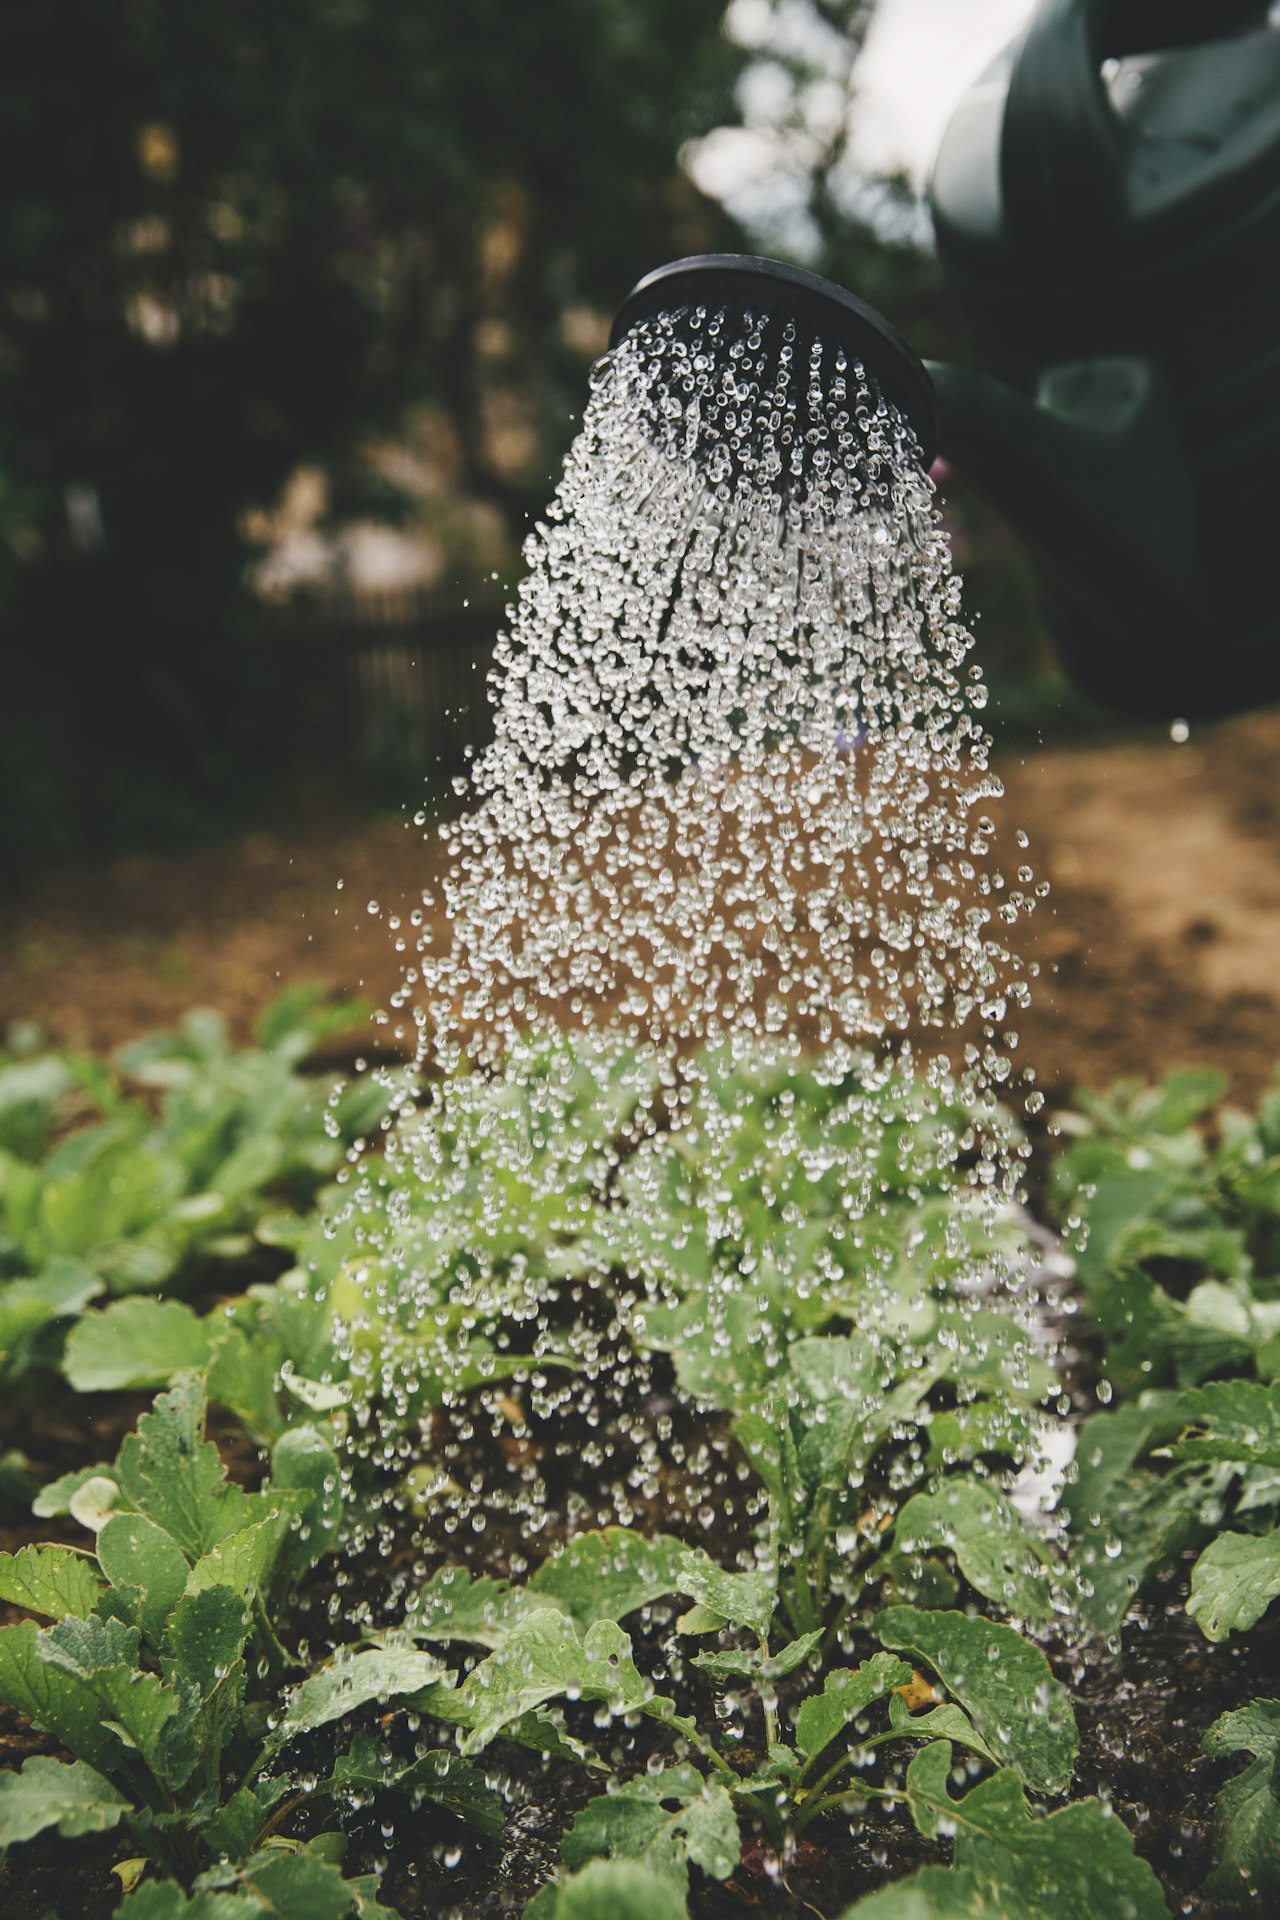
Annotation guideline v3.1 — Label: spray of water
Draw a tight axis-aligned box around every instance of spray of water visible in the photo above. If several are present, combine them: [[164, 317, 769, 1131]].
[[336, 302, 1048, 1582]]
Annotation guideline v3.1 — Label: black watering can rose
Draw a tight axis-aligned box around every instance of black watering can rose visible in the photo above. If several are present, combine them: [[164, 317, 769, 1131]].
[[614, 1, 1280, 720]]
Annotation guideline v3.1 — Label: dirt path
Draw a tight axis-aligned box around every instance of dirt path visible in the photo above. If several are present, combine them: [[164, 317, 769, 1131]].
[[4, 708, 1280, 1107]]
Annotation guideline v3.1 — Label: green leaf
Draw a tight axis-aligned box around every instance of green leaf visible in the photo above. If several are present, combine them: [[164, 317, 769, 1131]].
[[527, 1529, 688, 1629], [402, 1567, 533, 1649], [794, 1654, 912, 1765], [1067, 1413, 1214, 1636], [0, 1754, 126, 1844], [98, 1513, 191, 1646], [0, 1259, 103, 1370], [838, 1867, 1000, 1916], [457, 1614, 658, 1756], [898, 1744, 1169, 1919], [31, 1460, 114, 1519], [270, 1647, 447, 1750], [185, 1510, 298, 1603], [0, 1617, 132, 1778], [1170, 1380, 1280, 1471], [1187, 1530, 1280, 1641], [535, 1859, 690, 1920], [887, 1690, 999, 1768], [115, 1375, 251, 1560], [672, 1550, 776, 1639], [165, 1586, 252, 1695], [894, 1483, 1054, 1623], [564, 1764, 738, 1891], [269, 1425, 343, 1583], [0, 1543, 104, 1620], [217, 1848, 357, 1920], [39, 1611, 193, 1784], [876, 1609, 1077, 1795], [63, 1298, 214, 1392], [692, 1628, 821, 1683], [327, 1731, 506, 1841], [1202, 1698, 1280, 1899], [117, 1878, 261, 1916], [206, 1327, 285, 1447]]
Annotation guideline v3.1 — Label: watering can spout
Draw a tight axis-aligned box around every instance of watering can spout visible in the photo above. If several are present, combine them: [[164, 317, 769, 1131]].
[[926, 356, 1207, 716]]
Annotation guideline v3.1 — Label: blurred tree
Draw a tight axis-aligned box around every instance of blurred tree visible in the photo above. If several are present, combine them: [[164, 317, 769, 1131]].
[[0, 0, 742, 872]]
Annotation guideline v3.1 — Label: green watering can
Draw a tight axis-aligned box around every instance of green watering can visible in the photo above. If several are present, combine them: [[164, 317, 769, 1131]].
[[613, 1, 1280, 717]]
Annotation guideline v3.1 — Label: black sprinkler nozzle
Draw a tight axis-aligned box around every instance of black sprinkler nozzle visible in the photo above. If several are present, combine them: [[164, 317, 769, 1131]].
[[609, 254, 939, 470]]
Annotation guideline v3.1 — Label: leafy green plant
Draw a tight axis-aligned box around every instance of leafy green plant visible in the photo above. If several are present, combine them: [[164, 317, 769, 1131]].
[[382, 1524, 1162, 1920], [0, 1373, 498, 1912], [0, 989, 387, 1387]]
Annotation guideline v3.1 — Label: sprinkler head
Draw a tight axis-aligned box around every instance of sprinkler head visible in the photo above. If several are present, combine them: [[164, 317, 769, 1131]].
[[610, 253, 938, 470]]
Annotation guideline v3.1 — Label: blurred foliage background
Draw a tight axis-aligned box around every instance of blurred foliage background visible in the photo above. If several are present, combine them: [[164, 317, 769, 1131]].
[[0, 0, 1057, 887]]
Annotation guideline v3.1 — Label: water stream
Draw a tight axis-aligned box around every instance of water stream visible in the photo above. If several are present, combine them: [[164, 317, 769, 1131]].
[[342, 299, 1049, 1584]]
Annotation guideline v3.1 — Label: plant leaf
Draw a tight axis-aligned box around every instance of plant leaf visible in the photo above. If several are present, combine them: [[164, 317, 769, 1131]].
[[1202, 1698, 1280, 1899], [887, 1689, 999, 1768], [0, 1543, 104, 1621], [564, 1763, 738, 1891], [527, 1529, 688, 1629], [693, 1628, 822, 1683], [270, 1647, 447, 1750], [893, 1483, 1054, 1623], [326, 1730, 506, 1841], [39, 1611, 193, 1784], [269, 1425, 343, 1583], [1187, 1530, 1280, 1641], [673, 1550, 776, 1638], [98, 1513, 191, 1646], [876, 1608, 1077, 1794], [115, 1375, 252, 1560], [533, 1859, 691, 1920], [898, 1743, 1169, 1919], [63, 1298, 213, 1393], [793, 1653, 912, 1765], [402, 1567, 534, 1649], [456, 1614, 657, 1756], [165, 1586, 252, 1696], [0, 1754, 126, 1844]]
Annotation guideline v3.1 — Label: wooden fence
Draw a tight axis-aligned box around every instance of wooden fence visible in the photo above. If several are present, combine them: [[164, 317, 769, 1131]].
[[265, 587, 503, 792]]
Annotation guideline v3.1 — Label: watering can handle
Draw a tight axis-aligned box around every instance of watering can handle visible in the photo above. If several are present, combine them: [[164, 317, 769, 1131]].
[[1001, 0, 1272, 254]]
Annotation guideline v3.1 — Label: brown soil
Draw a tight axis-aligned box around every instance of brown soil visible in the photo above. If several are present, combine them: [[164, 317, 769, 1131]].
[[4, 710, 1280, 1111]]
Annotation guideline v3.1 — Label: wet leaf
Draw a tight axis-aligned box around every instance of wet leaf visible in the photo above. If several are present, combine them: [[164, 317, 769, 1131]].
[[327, 1731, 506, 1841], [531, 1858, 690, 1920], [794, 1653, 912, 1765], [876, 1608, 1077, 1794], [673, 1551, 776, 1638], [98, 1512, 191, 1645], [114, 1374, 252, 1560], [456, 1614, 660, 1755], [0, 1754, 126, 1844], [402, 1566, 534, 1648], [887, 1689, 999, 1768], [1187, 1530, 1280, 1640], [693, 1627, 821, 1683], [269, 1425, 343, 1583], [894, 1483, 1054, 1623], [1202, 1697, 1280, 1899], [527, 1528, 688, 1629], [897, 1743, 1169, 1918], [0, 1542, 104, 1620], [564, 1763, 738, 1891], [270, 1647, 447, 1749], [164, 1586, 252, 1696]]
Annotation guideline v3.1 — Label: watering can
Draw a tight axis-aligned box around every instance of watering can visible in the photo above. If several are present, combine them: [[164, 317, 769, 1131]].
[[612, 0, 1280, 718]]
